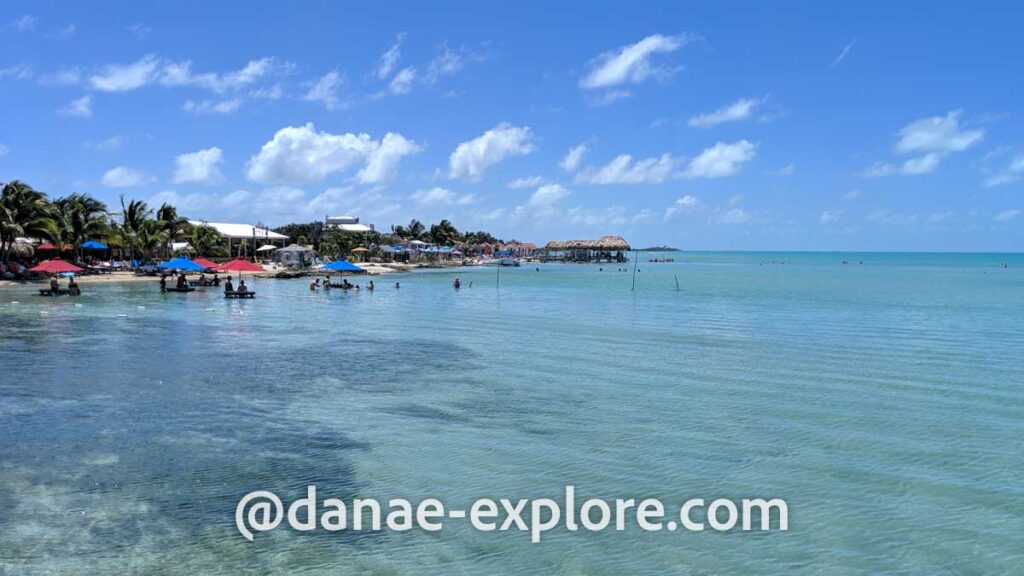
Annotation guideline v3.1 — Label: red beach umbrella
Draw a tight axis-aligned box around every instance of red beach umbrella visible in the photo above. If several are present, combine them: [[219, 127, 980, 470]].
[[36, 243, 57, 251], [29, 259, 84, 273], [193, 257, 220, 270], [217, 259, 265, 282]]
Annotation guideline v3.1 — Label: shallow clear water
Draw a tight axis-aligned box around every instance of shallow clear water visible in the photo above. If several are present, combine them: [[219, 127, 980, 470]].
[[2, 253, 1023, 574]]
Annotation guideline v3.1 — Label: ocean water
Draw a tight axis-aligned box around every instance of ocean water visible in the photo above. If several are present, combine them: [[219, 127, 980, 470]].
[[1, 252, 1022, 575]]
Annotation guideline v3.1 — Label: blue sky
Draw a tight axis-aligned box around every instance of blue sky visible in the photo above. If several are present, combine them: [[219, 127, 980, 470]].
[[1, 1, 1022, 251]]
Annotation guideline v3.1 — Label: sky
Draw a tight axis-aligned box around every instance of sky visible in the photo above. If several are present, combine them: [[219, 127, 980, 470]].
[[1, 0, 1022, 251]]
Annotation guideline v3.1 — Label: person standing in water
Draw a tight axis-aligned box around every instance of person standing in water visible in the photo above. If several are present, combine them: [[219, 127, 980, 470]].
[[452, 277, 461, 289]]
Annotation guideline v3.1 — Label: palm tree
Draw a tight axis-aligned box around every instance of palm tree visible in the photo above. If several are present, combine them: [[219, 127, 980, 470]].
[[54, 194, 109, 261], [191, 224, 223, 257], [118, 196, 151, 262], [156, 203, 189, 258], [428, 219, 460, 246], [0, 181, 56, 264], [406, 219, 425, 240], [134, 219, 168, 262]]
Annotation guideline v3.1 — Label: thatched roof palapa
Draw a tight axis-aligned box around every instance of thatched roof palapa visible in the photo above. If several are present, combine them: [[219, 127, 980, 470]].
[[544, 235, 630, 251]]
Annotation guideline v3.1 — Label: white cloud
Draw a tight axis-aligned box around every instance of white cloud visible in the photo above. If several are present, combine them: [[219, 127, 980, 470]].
[[85, 136, 123, 151], [580, 33, 691, 89], [507, 176, 546, 189], [307, 187, 403, 222], [844, 190, 861, 200], [0, 63, 33, 80], [820, 210, 842, 224], [777, 163, 795, 176], [221, 190, 252, 208], [159, 57, 282, 93], [389, 67, 416, 95], [983, 155, 1024, 187], [50, 23, 76, 39], [713, 208, 754, 225], [357, 133, 422, 184], [683, 140, 757, 178], [102, 166, 155, 188], [148, 190, 213, 214], [410, 186, 475, 206], [576, 153, 676, 184], [560, 144, 588, 172], [376, 35, 404, 80], [304, 71, 346, 110], [664, 195, 699, 219], [89, 54, 160, 92], [58, 95, 92, 118], [425, 44, 481, 83], [12, 15, 36, 32], [449, 123, 535, 181], [994, 209, 1021, 222], [528, 183, 569, 207], [0, 143, 9, 157], [246, 123, 419, 185], [895, 110, 983, 154], [865, 110, 984, 178], [866, 209, 918, 226], [831, 40, 856, 67], [183, 98, 242, 115], [173, 147, 224, 185], [688, 97, 761, 128]]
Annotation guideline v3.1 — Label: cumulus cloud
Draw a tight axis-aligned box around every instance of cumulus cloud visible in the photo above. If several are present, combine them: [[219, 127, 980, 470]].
[[449, 123, 535, 181], [303, 71, 346, 110], [12, 15, 36, 32], [173, 147, 224, 185], [246, 123, 419, 185], [39, 68, 81, 86], [357, 133, 423, 184], [866, 110, 984, 177], [688, 97, 762, 128], [148, 190, 213, 214], [183, 98, 242, 115], [58, 95, 92, 118], [410, 187, 475, 206], [576, 154, 676, 184], [664, 195, 699, 219], [507, 176, 546, 189], [579, 33, 691, 90], [560, 144, 588, 172], [777, 163, 795, 176], [565, 206, 627, 226], [528, 183, 569, 207], [89, 54, 160, 92], [682, 140, 757, 179], [712, 208, 754, 225], [102, 166, 155, 188], [425, 44, 482, 83], [577, 140, 755, 184]]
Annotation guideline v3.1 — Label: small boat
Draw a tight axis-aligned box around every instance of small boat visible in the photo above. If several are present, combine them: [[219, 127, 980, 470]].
[[499, 258, 521, 267], [164, 286, 196, 293]]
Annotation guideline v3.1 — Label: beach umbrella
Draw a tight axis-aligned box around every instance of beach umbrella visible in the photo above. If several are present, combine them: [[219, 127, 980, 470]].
[[158, 256, 206, 272], [82, 240, 108, 250], [218, 258, 265, 283], [192, 257, 220, 270], [29, 259, 84, 273], [322, 259, 363, 273], [255, 244, 276, 252], [351, 247, 369, 253]]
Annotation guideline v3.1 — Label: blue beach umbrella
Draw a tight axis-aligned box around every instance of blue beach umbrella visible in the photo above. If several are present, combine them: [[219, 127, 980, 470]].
[[82, 240, 108, 249], [322, 259, 364, 273], [158, 256, 205, 272]]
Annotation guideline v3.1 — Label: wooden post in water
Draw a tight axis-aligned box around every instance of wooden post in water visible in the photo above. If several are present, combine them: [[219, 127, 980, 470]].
[[631, 249, 639, 291]]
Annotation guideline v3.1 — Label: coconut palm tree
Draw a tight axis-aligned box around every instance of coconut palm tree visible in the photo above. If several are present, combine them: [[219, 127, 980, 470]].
[[156, 203, 189, 257], [191, 224, 223, 257], [405, 219, 425, 240], [54, 194, 109, 261], [0, 181, 56, 264], [134, 219, 168, 262], [118, 196, 151, 263], [428, 219, 460, 246]]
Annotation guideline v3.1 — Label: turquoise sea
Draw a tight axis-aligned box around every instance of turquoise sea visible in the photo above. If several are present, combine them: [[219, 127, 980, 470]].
[[1, 252, 1022, 574]]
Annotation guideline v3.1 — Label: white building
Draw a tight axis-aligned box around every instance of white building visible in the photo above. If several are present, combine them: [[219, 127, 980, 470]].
[[325, 215, 373, 233], [188, 221, 289, 255]]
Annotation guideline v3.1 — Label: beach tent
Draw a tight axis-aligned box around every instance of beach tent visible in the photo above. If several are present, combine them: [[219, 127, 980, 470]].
[[158, 257, 205, 272], [81, 240, 108, 250], [29, 259, 83, 273], [192, 257, 220, 270], [273, 244, 316, 268]]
